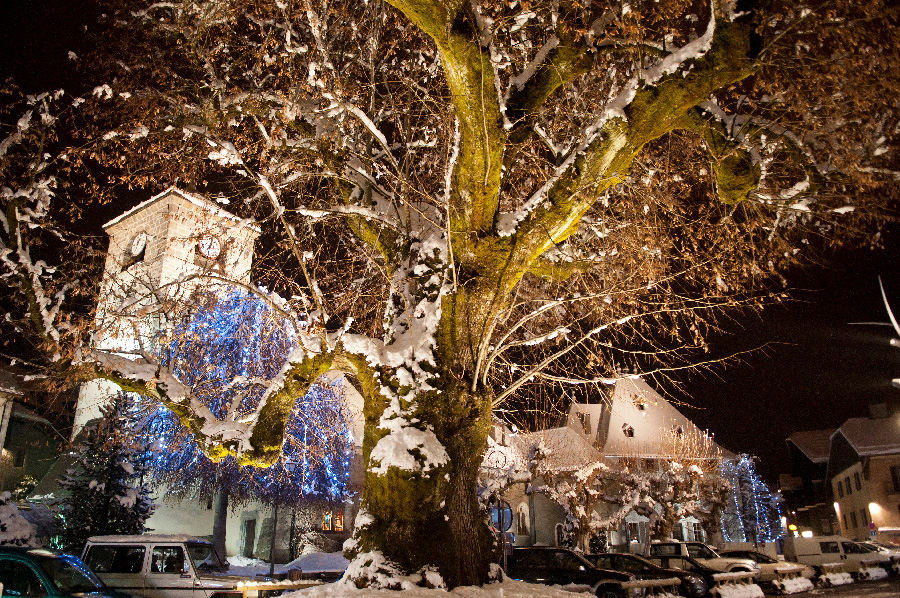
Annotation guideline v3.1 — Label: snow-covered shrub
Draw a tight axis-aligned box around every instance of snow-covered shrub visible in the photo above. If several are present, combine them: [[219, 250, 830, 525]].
[[0, 491, 38, 547]]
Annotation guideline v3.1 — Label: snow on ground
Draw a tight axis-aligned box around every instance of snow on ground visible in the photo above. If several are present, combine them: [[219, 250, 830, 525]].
[[225, 555, 270, 577], [283, 577, 592, 598], [225, 552, 350, 577], [285, 551, 351, 574]]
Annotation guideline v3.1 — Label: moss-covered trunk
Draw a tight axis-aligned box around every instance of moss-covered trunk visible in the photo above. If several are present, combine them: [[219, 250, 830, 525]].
[[353, 378, 495, 587]]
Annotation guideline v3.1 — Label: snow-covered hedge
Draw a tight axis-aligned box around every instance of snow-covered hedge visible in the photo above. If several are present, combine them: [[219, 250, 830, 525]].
[[0, 491, 38, 547]]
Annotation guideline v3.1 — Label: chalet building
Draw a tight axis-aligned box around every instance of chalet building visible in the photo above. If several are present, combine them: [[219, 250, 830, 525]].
[[827, 410, 900, 544], [487, 377, 734, 553]]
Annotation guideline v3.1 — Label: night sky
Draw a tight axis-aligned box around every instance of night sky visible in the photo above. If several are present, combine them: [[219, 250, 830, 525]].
[[662, 236, 900, 483], [3, 1, 899, 486]]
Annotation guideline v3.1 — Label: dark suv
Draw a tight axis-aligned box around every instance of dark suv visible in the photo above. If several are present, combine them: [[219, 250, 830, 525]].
[[504, 547, 638, 598], [586, 552, 709, 598]]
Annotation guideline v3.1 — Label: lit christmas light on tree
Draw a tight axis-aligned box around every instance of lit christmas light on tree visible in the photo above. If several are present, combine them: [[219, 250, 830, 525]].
[[130, 288, 352, 506], [720, 454, 783, 543]]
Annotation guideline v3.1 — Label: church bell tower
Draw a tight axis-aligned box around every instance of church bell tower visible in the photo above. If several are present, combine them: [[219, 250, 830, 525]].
[[72, 187, 260, 437]]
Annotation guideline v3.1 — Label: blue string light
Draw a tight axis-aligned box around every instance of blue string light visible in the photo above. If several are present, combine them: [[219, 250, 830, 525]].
[[720, 455, 782, 543], [129, 288, 352, 505]]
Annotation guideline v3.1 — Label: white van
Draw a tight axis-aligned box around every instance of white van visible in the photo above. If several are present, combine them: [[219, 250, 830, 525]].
[[82, 534, 319, 598], [783, 535, 891, 574]]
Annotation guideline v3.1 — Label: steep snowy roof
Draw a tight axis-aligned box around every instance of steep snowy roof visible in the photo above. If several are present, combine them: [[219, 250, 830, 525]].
[[786, 429, 836, 463], [835, 417, 900, 456], [600, 378, 732, 459], [518, 425, 603, 471]]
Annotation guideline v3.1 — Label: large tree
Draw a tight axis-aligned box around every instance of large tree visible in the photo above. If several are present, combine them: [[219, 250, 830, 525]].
[[1, 0, 898, 587]]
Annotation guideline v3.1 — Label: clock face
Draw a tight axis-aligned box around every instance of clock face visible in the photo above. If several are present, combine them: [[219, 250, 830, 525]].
[[198, 234, 222, 260], [130, 232, 148, 256]]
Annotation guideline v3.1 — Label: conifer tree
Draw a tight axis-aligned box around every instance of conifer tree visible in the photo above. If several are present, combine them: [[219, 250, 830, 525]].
[[58, 393, 155, 553]]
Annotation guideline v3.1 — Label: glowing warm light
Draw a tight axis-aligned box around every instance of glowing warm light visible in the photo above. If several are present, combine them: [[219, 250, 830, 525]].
[[869, 502, 882, 515], [833, 502, 841, 513], [801, 531, 814, 538], [788, 524, 798, 531]]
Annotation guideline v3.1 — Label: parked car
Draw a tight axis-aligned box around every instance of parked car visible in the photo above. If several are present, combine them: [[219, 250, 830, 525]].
[[857, 540, 900, 558], [504, 547, 640, 598], [643, 554, 720, 592], [0, 546, 129, 598], [586, 552, 709, 597], [82, 534, 316, 598], [646, 541, 760, 577], [783, 534, 891, 575], [717, 550, 814, 584]]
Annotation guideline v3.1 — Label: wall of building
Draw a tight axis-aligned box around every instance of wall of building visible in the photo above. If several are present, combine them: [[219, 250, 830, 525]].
[[832, 455, 900, 543]]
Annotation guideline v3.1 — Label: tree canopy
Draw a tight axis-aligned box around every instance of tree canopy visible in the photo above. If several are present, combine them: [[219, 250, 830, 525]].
[[1, 0, 898, 587]]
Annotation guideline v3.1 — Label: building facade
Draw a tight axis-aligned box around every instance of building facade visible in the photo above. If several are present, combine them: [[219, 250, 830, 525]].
[[827, 416, 900, 544]]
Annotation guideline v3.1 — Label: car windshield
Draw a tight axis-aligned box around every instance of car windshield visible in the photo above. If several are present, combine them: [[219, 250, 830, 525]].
[[187, 542, 228, 572], [856, 543, 880, 553], [35, 552, 106, 593]]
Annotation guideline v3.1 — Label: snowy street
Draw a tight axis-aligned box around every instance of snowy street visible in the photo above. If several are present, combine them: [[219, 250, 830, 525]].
[[780, 577, 900, 597]]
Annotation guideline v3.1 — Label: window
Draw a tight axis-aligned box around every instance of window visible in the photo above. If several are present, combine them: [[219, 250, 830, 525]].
[[12, 448, 25, 468], [652, 544, 678, 556], [691, 524, 705, 543], [554, 550, 587, 571], [84, 545, 145, 574], [150, 546, 185, 574], [850, 511, 858, 528], [577, 412, 591, 435], [854, 472, 861, 491], [593, 556, 614, 569], [891, 465, 900, 492], [687, 542, 714, 559], [861, 509, 869, 527], [516, 503, 529, 535], [555, 523, 566, 547], [626, 522, 642, 544], [845, 476, 852, 496], [622, 424, 635, 438], [322, 511, 333, 531], [837, 480, 844, 498], [0, 558, 45, 596], [842, 514, 848, 530], [334, 511, 344, 532], [820, 541, 840, 554]]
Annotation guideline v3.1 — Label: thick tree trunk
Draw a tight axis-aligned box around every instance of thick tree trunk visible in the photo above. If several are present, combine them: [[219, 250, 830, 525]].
[[213, 490, 229, 564], [352, 380, 496, 588]]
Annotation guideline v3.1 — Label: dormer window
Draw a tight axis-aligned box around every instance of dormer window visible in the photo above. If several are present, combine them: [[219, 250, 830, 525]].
[[622, 424, 634, 438]]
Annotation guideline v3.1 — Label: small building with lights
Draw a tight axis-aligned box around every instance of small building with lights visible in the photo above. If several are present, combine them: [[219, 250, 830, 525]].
[[827, 409, 900, 544], [487, 377, 747, 553]]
